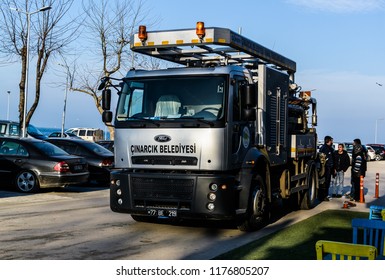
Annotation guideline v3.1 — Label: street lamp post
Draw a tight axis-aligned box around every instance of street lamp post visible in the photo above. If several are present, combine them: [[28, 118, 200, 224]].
[[11, 5, 51, 137], [375, 118, 384, 143], [58, 63, 69, 137], [6, 90, 10, 120]]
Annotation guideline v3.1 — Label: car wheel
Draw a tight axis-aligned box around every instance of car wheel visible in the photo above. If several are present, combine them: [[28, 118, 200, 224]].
[[15, 170, 40, 193], [375, 154, 381, 161]]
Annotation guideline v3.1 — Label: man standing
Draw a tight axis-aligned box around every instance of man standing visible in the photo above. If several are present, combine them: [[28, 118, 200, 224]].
[[350, 138, 367, 202], [332, 143, 350, 197], [319, 136, 335, 201]]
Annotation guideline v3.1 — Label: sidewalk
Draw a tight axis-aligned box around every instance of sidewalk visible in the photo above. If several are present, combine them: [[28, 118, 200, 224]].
[[266, 160, 385, 234], [319, 160, 385, 212]]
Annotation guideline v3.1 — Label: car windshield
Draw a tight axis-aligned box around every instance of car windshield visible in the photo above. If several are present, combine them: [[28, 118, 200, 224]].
[[32, 142, 69, 156], [27, 124, 45, 137], [116, 76, 226, 122]]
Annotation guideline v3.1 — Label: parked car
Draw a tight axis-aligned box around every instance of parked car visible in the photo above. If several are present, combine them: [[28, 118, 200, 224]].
[[365, 145, 376, 161], [48, 131, 81, 139], [0, 120, 47, 140], [65, 127, 104, 142], [46, 138, 114, 186], [366, 144, 385, 161], [96, 140, 114, 153], [0, 137, 89, 193]]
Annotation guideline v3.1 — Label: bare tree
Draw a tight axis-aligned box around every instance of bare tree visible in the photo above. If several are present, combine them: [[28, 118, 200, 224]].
[[0, 0, 77, 132], [67, 0, 155, 140]]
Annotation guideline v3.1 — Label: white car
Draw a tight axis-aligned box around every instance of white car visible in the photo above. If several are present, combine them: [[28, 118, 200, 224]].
[[365, 145, 376, 161]]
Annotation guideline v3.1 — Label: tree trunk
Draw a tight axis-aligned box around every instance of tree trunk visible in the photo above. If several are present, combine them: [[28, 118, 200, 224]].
[[18, 46, 27, 129]]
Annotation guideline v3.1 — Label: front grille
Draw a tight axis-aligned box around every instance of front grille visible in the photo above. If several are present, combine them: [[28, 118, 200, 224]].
[[132, 156, 197, 166], [131, 177, 194, 201]]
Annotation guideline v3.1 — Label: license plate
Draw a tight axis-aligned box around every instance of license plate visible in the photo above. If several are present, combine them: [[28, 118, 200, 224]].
[[147, 209, 177, 217], [73, 165, 83, 171]]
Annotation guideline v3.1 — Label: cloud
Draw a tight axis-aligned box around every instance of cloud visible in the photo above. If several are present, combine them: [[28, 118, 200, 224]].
[[286, 0, 385, 13]]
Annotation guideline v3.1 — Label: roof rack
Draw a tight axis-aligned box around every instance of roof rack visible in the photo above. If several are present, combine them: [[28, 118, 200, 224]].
[[131, 24, 296, 75]]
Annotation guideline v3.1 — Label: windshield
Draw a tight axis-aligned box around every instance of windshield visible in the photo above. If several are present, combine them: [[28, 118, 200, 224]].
[[84, 141, 113, 156], [116, 76, 226, 122], [33, 142, 69, 156]]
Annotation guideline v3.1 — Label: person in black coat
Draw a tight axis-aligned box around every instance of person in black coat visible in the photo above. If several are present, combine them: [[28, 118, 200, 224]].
[[350, 138, 367, 202], [332, 143, 351, 197], [319, 135, 335, 201]]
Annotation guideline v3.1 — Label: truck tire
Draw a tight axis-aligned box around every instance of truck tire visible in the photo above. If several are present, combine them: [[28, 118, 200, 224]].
[[237, 175, 270, 232], [300, 163, 318, 210]]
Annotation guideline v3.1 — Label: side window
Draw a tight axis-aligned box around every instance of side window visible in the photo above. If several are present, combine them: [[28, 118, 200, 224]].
[[232, 78, 246, 122], [129, 88, 144, 117], [0, 141, 9, 154], [17, 144, 28, 156], [59, 143, 78, 155], [0, 124, 6, 135], [0, 140, 28, 156], [79, 130, 86, 137], [9, 124, 20, 136]]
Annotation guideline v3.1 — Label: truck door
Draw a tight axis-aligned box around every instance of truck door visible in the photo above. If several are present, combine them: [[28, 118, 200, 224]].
[[230, 77, 252, 166]]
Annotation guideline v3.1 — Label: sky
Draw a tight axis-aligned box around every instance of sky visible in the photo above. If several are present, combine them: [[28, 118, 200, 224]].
[[1, 0, 385, 144]]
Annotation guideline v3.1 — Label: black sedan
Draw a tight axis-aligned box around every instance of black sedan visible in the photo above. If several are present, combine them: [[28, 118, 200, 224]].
[[96, 140, 114, 153], [0, 137, 89, 193], [46, 138, 114, 186]]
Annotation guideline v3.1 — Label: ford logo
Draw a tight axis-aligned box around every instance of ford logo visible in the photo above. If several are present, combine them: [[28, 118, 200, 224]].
[[154, 135, 171, 142]]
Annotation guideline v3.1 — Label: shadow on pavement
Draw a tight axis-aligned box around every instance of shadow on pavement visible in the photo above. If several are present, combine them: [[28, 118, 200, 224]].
[[0, 183, 108, 199]]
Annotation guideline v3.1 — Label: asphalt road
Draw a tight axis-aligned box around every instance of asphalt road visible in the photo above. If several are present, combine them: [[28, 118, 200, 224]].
[[0, 161, 384, 260]]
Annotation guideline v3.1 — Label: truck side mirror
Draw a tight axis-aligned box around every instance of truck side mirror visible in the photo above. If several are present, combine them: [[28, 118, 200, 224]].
[[241, 84, 257, 108], [241, 84, 257, 121], [102, 111, 112, 123], [102, 89, 111, 110], [242, 108, 256, 121]]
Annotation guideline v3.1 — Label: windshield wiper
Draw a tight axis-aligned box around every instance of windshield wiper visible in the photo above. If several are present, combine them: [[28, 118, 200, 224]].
[[179, 116, 215, 127], [130, 116, 160, 127]]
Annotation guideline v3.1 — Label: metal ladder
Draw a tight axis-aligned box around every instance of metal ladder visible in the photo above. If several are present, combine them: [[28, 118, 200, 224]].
[[130, 25, 296, 77]]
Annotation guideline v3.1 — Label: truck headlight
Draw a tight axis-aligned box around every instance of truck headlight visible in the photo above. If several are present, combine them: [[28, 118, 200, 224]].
[[208, 192, 216, 201]]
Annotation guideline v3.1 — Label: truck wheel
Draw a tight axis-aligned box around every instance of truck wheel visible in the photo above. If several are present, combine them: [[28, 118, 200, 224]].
[[300, 164, 318, 210], [237, 175, 270, 232]]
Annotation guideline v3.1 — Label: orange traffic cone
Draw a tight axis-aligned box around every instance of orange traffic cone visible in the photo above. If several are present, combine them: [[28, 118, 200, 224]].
[[374, 173, 379, 198], [359, 175, 365, 203]]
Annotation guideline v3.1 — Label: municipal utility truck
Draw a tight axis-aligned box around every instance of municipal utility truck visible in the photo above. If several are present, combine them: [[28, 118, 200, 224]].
[[100, 22, 319, 231]]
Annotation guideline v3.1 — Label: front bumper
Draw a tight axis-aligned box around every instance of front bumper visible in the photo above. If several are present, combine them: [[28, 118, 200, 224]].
[[109, 170, 240, 220]]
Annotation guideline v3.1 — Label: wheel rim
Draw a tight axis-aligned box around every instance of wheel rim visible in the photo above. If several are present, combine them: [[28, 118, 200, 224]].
[[17, 171, 36, 192], [252, 183, 266, 224], [309, 168, 317, 201]]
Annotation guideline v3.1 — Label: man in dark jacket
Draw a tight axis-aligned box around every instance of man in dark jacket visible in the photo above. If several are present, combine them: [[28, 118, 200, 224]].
[[350, 138, 367, 202], [332, 143, 350, 197], [319, 135, 335, 201]]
